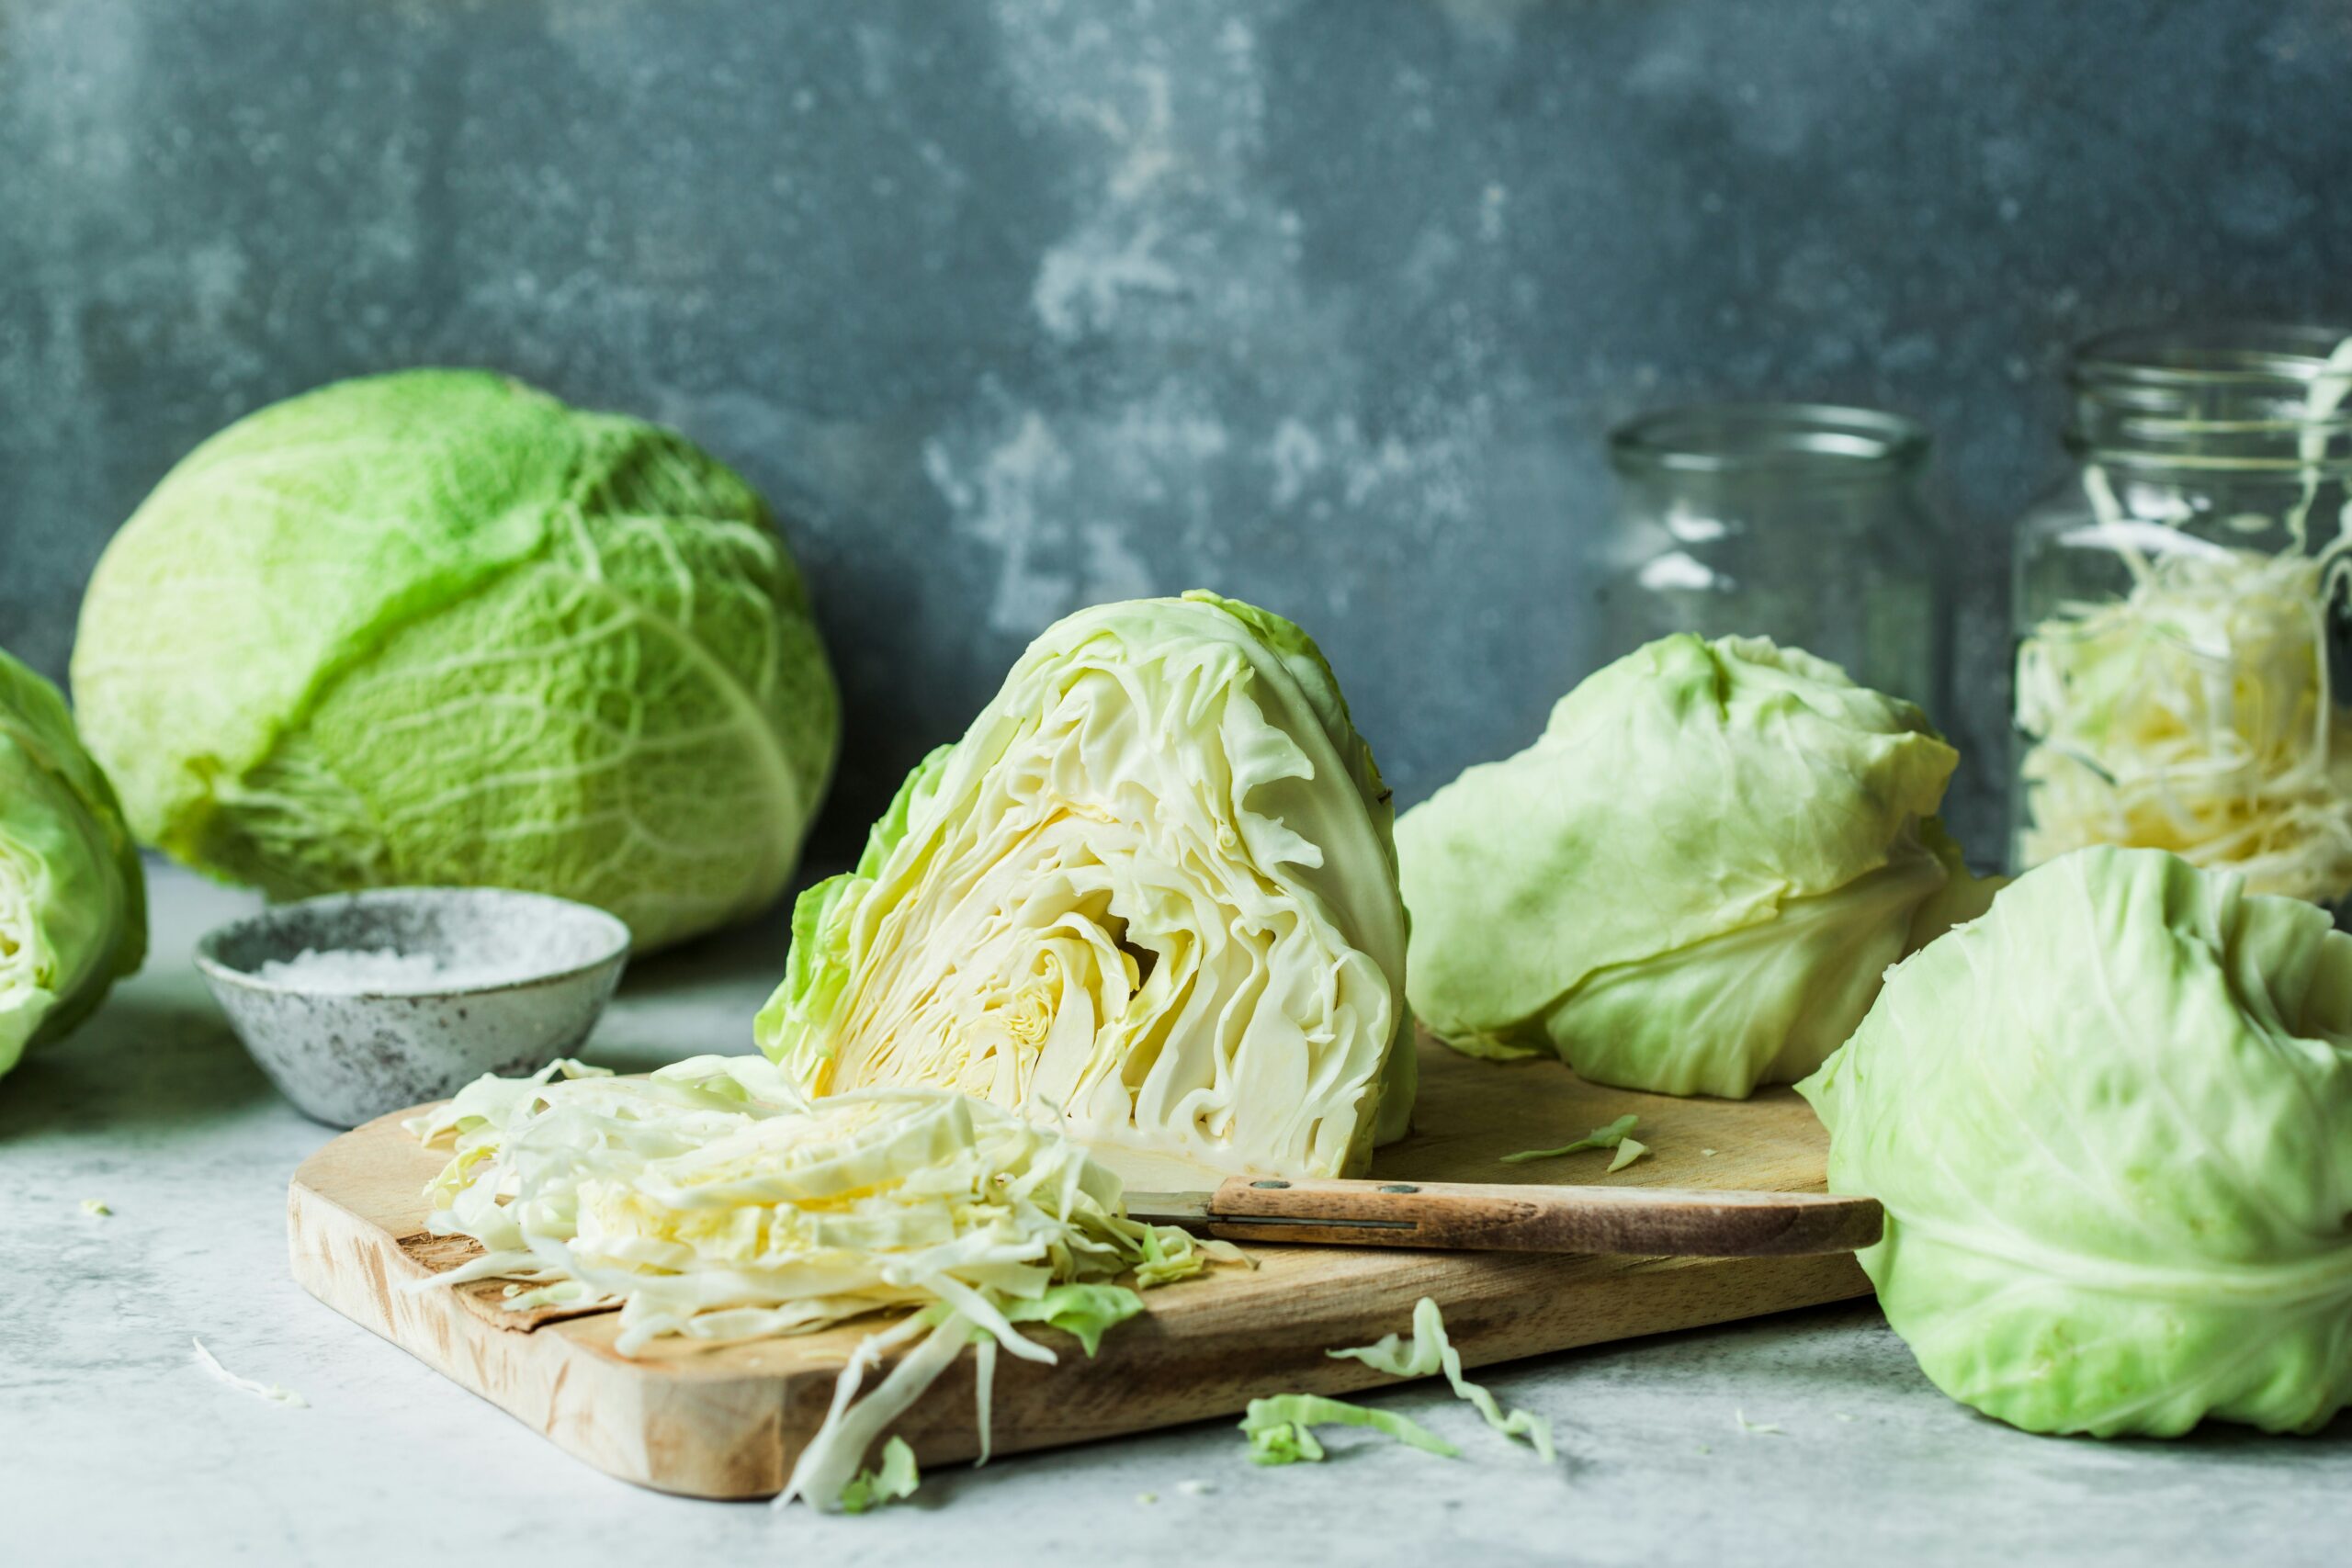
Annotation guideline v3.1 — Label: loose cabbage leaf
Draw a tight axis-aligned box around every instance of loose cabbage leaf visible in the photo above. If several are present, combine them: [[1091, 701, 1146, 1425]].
[[1327, 1297, 1555, 1461], [1801, 846, 2352, 1438], [1239, 1394, 1459, 1465], [1001, 1283, 1145, 1357], [72, 370, 839, 953], [0, 648, 145, 1077], [1399, 634, 1959, 1098], [191, 1337, 306, 1408], [757, 592, 1411, 1185], [837, 1438, 921, 1515], [1499, 1113, 1638, 1166]]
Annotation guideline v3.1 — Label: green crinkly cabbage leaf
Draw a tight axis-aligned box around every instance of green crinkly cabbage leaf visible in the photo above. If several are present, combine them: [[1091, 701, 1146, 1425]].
[[72, 370, 838, 953], [756, 592, 1411, 1185], [1800, 846, 2352, 1438], [1398, 634, 1965, 1099], [0, 649, 145, 1079]]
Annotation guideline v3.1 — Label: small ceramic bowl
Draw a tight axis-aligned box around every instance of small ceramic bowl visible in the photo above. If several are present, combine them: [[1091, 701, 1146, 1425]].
[[195, 887, 632, 1127]]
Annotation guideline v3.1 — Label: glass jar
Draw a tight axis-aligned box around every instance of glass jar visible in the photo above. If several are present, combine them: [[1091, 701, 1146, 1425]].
[[2009, 322, 2352, 905], [1601, 403, 1947, 712]]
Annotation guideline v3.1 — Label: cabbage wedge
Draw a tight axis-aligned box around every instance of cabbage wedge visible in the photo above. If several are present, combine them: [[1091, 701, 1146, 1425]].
[[1, 649, 146, 1078], [756, 592, 1411, 1185]]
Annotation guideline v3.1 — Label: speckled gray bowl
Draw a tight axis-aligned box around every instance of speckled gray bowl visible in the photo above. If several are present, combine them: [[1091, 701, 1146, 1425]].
[[194, 887, 632, 1127]]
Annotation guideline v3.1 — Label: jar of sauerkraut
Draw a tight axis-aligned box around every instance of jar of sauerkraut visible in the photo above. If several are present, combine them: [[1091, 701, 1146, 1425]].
[[2010, 323, 2352, 904], [1602, 403, 1947, 713]]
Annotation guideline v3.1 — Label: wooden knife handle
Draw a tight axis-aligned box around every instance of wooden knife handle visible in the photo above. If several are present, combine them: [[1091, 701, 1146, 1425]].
[[1203, 1177, 1883, 1258]]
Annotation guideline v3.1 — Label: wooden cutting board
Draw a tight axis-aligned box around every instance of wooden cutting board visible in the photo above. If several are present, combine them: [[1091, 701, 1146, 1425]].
[[286, 1038, 1868, 1498]]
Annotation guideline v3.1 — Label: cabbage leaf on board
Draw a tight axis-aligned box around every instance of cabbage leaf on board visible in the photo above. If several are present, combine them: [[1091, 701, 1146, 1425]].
[[0, 649, 145, 1078], [1800, 846, 2352, 1438], [72, 370, 838, 953], [1398, 634, 1962, 1099], [756, 592, 1411, 1185]]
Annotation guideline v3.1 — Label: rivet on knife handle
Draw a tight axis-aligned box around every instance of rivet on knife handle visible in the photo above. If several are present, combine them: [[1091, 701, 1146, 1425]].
[[1199, 1177, 1883, 1258]]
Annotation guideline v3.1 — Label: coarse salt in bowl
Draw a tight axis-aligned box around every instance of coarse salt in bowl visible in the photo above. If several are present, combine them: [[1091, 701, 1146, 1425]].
[[194, 887, 632, 1126]]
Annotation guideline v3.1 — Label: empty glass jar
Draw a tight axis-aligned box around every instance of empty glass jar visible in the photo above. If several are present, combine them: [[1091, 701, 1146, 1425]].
[[1600, 403, 1946, 712], [2009, 322, 2352, 905]]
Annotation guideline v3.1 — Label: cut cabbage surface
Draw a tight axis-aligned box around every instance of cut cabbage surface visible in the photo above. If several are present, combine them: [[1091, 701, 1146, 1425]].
[[0, 648, 146, 1079], [756, 592, 1411, 1186], [408, 1055, 1233, 1509]]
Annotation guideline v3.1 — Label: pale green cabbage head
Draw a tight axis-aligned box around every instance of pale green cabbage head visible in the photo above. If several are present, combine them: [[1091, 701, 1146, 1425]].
[[0, 649, 145, 1078], [1397, 634, 1961, 1099], [755, 591, 1411, 1185], [72, 370, 838, 952], [1800, 846, 2352, 1438]]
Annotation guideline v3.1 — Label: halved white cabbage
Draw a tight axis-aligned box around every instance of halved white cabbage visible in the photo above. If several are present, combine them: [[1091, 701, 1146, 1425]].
[[756, 592, 1411, 1185], [0, 648, 145, 1078]]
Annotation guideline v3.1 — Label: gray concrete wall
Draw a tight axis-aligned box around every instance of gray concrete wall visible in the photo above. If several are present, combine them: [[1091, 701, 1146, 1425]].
[[6, 0, 2350, 867]]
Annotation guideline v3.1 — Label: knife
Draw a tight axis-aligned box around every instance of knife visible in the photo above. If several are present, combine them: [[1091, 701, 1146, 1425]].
[[1125, 1176, 1883, 1258]]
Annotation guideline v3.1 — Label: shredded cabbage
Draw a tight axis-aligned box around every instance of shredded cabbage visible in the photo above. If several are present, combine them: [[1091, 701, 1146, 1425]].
[[1326, 1297, 1555, 1461], [406, 1055, 1232, 1509], [837, 1437, 921, 1515], [2016, 337, 2352, 901], [1238, 1393, 1459, 1464], [191, 1337, 307, 1407], [1242, 1299, 1557, 1469]]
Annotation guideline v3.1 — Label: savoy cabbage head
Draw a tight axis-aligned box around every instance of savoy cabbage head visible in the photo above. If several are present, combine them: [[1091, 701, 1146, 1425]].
[[0, 649, 145, 1079], [1801, 846, 2352, 1437], [755, 592, 1412, 1186], [72, 370, 838, 952]]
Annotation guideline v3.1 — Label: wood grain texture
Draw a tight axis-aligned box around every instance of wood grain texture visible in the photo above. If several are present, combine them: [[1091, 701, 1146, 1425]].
[[286, 1038, 1870, 1499], [1196, 1177, 1883, 1256]]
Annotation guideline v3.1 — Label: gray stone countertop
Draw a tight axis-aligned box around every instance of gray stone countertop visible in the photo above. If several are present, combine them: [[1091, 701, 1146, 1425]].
[[5, 864, 2345, 1566]]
